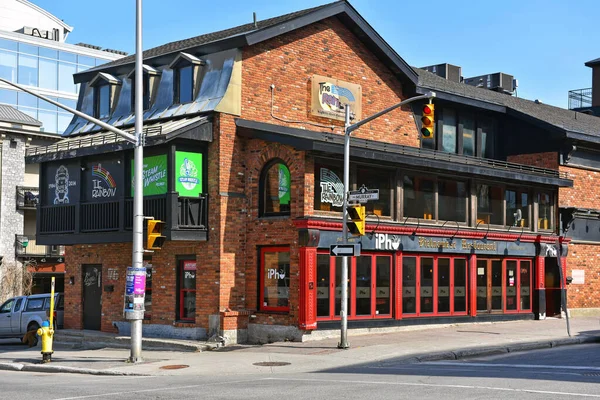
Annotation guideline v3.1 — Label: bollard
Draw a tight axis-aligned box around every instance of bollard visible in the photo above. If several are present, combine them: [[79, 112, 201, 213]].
[[37, 320, 54, 363]]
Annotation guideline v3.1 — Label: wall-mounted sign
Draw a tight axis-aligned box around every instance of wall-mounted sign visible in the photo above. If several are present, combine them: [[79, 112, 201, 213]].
[[83, 159, 122, 202], [46, 162, 79, 205], [175, 151, 203, 196], [131, 154, 168, 196], [311, 74, 361, 122], [319, 167, 344, 207], [91, 163, 117, 199]]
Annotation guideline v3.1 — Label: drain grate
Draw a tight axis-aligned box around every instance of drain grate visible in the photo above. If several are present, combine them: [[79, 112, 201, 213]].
[[583, 372, 600, 377], [253, 361, 291, 367], [160, 364, 189, 370]]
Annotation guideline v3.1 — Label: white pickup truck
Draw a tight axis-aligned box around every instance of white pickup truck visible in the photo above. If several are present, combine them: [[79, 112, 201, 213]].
[[0, 293, 64, 344]]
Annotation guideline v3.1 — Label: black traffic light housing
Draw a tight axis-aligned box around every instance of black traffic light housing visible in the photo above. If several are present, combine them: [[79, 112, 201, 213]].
[[421, 103, 435, 139], [346, 204, 366, 236], [147, 219, 166, 250]]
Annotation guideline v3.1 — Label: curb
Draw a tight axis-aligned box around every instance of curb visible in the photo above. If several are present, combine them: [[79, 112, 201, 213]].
[[0, 362, 147, 376]]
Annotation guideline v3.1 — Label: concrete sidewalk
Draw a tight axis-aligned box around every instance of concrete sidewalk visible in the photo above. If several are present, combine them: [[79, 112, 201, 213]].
[[0, 317, 598, 376]]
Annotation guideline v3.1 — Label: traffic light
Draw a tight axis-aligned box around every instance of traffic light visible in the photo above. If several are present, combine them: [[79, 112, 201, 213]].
[[346, 205, 366, 236], [421, 103, 435, 139], [147, 219, 166, 250]]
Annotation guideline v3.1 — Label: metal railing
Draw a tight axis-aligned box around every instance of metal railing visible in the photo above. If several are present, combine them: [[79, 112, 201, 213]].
[[25, 126, 163, 157], [16, 186, 39, 209], [568, 88, 592, 110]]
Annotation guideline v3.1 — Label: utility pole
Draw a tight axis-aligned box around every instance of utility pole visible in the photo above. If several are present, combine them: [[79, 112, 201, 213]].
[[0, 0, 146, 363], [338, 91, 435, 349]]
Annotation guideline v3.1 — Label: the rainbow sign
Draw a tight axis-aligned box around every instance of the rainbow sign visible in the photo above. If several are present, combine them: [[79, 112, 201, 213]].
[[92, 164, 116, 188]]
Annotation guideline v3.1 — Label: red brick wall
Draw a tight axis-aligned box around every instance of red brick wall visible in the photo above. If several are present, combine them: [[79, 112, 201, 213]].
[[565, 244, 600, 308], [241, 17, 418, 146], [559, 165, 600, 209], [507, 152, 558, 170]]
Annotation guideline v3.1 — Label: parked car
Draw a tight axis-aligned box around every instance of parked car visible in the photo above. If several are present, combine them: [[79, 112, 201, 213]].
[[0, 293, 64, 344]]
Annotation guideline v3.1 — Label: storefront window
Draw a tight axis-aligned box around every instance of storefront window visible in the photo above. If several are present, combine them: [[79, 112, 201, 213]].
[[316, 254, 330, 317], [375, 256, 391, 316], [438, 258, 450, 313], [403, 175, 435, 219], [420, 258, 434, 313], [260, 160, 291, 217], [438, 179, 467, 222], [506, 190, 529, 227], [335, 257, 350, 316], [355, 256, 372, 316], [506, 260, 518, 311], [178, 260, 196, 321], [454, 259, 467, 313], [260, 247, 290, 312], [538, 192, 553, 230], [476, 184, 503, 225]]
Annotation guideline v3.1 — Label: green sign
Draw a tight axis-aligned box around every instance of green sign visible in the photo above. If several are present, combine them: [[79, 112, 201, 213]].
[[278, 164, 290, 205], [131, 154, 168, 196], [175, 151, 203, 196]]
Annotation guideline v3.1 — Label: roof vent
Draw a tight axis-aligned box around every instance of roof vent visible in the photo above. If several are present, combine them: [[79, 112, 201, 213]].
[[535, 99, 543, 104], [421, 63, 462, 83], [75, 42, 102, 50]]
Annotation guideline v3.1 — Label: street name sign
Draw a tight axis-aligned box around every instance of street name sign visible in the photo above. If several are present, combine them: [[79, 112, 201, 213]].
[[348, 185, 379, 203], [330, 244, 361, 257]]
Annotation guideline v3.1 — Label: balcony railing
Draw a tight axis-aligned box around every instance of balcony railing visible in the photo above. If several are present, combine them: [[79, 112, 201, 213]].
[[37, 193, 208, 237], [17, 186, 39, 210], [568, 88, 592, 110], [15, 235, 64, 257]]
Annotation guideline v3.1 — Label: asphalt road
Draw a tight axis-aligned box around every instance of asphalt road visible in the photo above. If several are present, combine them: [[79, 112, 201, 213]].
[[0, 344, 598, 399]]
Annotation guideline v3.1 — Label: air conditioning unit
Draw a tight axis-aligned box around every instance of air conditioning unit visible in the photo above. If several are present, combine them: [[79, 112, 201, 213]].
[[464, 72, 514, 94], [421, 63, 462, 83]]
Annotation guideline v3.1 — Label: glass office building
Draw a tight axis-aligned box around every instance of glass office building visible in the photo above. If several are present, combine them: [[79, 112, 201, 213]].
[[0, 1, 124, 134]]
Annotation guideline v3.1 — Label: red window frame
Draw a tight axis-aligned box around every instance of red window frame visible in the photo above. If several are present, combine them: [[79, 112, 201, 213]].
[[259, 246, 291, 313], [503, 259, 533, 314], [178, 260, 196, 321], [399, 254, 469, 318]]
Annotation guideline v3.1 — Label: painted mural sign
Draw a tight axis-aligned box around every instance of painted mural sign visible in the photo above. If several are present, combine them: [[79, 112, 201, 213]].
[[91, 164, 117, 199], [319, 167, 344, 207], [47, 164, 78, 204], [311, 74, 362, 122], [175, 151, 203, 196], [131, 154, 168, 196]]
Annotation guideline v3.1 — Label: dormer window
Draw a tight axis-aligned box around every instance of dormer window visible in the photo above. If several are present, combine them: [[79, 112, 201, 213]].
[[128, 65, 161, 111], [168, 52, 204, 105], [89, 72, 121, 119]]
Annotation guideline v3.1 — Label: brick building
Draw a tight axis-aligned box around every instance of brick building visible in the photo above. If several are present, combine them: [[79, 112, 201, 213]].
[[25, 1, 600, 344]]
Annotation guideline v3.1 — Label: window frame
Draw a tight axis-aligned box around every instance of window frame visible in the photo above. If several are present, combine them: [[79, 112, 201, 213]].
[[176, 259, 196, 322], [93, 82, 111, 119], [131, 74, 151, 111], [174, 64, 194, 104], [259, 246, 291, 313], [259, 159, 291, 218]]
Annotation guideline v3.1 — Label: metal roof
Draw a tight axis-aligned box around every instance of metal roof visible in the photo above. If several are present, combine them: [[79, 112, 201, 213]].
[[0, 104, 42, 127], [585, 57, 600, 67], [416, 69, 600, 139]]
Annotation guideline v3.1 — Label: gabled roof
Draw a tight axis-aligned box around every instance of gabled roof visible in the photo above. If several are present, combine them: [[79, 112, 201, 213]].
[[88, 72, 121, 87], [74, 0, 418, 87], [0, 104, 42, 127], [416, 69, 600, 141]]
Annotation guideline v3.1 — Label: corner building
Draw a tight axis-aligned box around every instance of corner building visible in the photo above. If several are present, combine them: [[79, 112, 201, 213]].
[[28, 1, 593, 343]]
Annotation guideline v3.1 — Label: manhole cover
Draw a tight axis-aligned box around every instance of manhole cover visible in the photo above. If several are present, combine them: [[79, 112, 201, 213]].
[[253, 361, 291, 367], [160, 364, 189, 370]]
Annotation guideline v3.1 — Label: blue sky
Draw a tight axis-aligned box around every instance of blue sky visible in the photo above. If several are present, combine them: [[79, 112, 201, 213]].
[[35, 0, 599, 109]]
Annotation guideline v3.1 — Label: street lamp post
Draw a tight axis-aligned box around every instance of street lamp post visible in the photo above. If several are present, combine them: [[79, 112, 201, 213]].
[[0, 0, 147, 363], [338, 91, 435, 349]]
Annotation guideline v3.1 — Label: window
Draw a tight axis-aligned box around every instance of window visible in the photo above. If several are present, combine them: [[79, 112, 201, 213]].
[[438, 178, 467, 222], [480, 118, 495, 158], [260, 247, 290, 312], [317, 254, 330, 317], [476, 184, 503, 225], [506, 189, 529, 227], [131, 75, 151, 111], [178, 260, 196, 321], [18, 53, 38, 86], [356, 166, 393, 217], [403, 175, 434, 219], [0, 49, 17, 82], [260, 160, 291, 217], [94, 84, 111, 119], [14, 298, 23, 312], [0, 299, 14, 313], [520, 261, 532, 310], [461, 113, 476, 156], [25, 298, 44, 311], [314, 162, 344, 212], [58, 61, 77, 93], [175, 65, 193, 104], [538, 192, 553, 230], [441, 109, 457, 153], [39, 57, 58, 90]]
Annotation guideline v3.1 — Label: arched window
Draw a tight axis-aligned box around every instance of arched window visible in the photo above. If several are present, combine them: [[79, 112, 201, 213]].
[[260, 160, 291, 217]]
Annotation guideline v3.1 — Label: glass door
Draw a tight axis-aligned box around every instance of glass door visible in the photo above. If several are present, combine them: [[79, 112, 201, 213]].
[[477, 259, 503, 313]]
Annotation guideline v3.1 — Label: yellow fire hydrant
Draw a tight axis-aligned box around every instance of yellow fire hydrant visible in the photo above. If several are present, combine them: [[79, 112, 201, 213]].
[[37, 320, 54, 363]]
